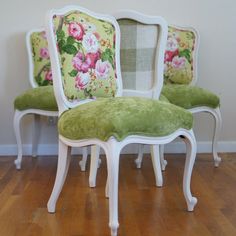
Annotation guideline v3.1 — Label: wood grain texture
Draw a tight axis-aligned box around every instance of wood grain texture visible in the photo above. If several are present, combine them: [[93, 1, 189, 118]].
[[0, 153, 235, 236]]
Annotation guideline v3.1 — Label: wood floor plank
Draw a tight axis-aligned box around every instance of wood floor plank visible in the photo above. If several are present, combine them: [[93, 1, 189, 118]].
[[0, 154, 235, 235]]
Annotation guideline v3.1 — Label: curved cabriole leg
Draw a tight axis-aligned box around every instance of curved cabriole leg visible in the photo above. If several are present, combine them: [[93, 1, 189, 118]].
[[182, 130, 198, 212], [79, 147, 88, 171], [160, 144, 167, 171], [89, 145, 101, 187], [135, 144, 144, 168], [105, 138, 120, 236], [150, 145, 163, 187], [47, 139, 70, 213], [14, 110, 24, 170], [212, 107, 222, 167], [32, 114, 40, 157]]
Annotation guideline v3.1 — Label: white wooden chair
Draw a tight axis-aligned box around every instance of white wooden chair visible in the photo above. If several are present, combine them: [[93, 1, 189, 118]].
[[45, 6, 197, 236], [13, 28, 88, 170], [135, 25, 222, 170]]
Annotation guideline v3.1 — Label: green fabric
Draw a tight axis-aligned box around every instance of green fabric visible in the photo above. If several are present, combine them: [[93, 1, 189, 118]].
[[14, 86, 58, 111], [58, 97, 193, 141], [162, 84, 220, 109], [159, 94, 169, 103]]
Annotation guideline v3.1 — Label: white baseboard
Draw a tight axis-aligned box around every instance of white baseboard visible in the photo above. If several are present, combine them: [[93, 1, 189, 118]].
[[0, 141, 236, 156]]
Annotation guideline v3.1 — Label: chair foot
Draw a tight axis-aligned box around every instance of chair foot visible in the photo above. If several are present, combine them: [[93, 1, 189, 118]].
[[134, 158, 142, 169], [161, 159, 168, 171], [89, 179, 96, 188], [14, 159, 21, 170], [160, 144, 167, 171], [47, 201, 56, 213], [79, 147, 88, 171], [135, 144, 144, 169], [79, 159, 86, 171], [110, 225, 119, 236], [214, 155, 221, 167], [187, 197, 198, 212]]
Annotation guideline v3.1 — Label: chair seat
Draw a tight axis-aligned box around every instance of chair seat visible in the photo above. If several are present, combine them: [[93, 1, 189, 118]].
[[58, 97, 193, 141], [159, 94, 170, 103], [161, 84, 220, 109], [14, 86, 58, 111]]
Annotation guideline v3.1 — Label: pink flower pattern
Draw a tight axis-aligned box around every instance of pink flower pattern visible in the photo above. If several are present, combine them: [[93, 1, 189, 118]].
[[95, 60, 111, 79], [85, 52, 100, 69], [82, 33, 99, 53], [72, 51, 100, 73], [45, 70, 53, 81], [171, 56, 186, 69], [72, 52, 90, 73], [68, 22, 85, 40], [40, 48, 50, 59], [165, 50, 179, 63], [75, 72, 90, 90]]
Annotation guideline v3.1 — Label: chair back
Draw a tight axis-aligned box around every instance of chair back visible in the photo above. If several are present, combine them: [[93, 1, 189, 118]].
[[114, 10, 168, 99], [26, 29, 53, 88], [45, 5, 122, 114], [164, 25, 199, 86]]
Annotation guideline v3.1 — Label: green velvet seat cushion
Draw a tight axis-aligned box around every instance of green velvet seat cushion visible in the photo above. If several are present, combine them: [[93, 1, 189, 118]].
[[58, 97, 193, 141], [159, 94, 170, 103], [162, 84, 220, 109], [14, 86, 58, 111]]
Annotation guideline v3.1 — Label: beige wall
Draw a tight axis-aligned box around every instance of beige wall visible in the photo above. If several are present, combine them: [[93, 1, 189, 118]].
[[0, 0, 236, 153]]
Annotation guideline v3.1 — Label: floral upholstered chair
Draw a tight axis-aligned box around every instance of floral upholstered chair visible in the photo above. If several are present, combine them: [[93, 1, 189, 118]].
[[13, 28, 88, 169], [45, 6, 198, 236], [135, 25, 222, 170]]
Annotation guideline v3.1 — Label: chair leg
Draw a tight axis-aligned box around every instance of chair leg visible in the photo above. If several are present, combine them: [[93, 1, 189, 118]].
[[89, 145, 101, 187], [14, 110, 24, 170], [79, 147, 102, 172], [135, 144, 144, 168], [47, 139, 70, 213], [150, 145, 163, 187], [105, 177, 109, 198], [211, 107, 222, 167], [182, 130, 198, 212], [79, 147, 88, 171], [32, 114, 40, 157], [105, 138, 120, 236], [160, 144, 168, 171]]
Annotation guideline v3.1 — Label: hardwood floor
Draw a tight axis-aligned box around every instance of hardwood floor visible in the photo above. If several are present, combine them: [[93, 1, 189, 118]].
[[0, 153, 235, 236]]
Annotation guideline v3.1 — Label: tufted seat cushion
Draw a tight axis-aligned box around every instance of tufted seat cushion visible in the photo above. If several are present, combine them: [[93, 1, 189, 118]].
[[14, 86, 58, 111], [162, 84, 220, 109], [58, 97, 193, 141]]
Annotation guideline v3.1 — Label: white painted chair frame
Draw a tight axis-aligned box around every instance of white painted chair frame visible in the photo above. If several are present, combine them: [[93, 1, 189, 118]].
[[45, 6, 197, 236], [135, 25, 222, 171]]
